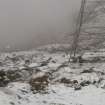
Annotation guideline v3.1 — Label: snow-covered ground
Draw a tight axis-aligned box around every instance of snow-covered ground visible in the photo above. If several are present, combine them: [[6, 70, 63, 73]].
[[1, 83, 105, 105], [0, 48, 105, 105]]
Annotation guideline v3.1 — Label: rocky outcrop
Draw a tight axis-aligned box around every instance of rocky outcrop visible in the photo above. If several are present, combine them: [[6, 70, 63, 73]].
[[29, 72, 50, 93]]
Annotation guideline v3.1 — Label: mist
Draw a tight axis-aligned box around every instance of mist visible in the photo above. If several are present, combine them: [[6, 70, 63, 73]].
[[0, 0, 81, 52]]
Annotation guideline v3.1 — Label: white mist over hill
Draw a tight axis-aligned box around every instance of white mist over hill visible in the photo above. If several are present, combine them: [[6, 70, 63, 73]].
[[0, 0, 81, 52]]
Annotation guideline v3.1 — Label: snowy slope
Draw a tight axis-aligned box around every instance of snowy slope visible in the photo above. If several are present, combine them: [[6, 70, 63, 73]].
[[0, 48, 105, 105]]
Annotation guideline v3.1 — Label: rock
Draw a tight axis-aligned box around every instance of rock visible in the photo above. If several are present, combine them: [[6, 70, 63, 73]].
[[40, 57, 52, 67], [69, 56, 77, 63], [6, 70, 22, 82], [29, 72, 49, 93], [81, 67, 94, 73], [0, 70, 10, 87], [71, 72, 101, 88], [10, 102, 15, 105], [91, 57, 102, 63], [25, 59, 31, 65], [74, 83, 81, 90], [80, 80, 91, 86], [60, 78, 72, 84], [99, 80, 105, 89]]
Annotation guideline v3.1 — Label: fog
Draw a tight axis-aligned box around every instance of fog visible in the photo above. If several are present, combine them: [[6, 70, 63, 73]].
[[0, 0, 81, 52]]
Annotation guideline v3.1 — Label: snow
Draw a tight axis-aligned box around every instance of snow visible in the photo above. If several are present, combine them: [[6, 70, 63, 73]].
[[1, 83, 105, 105], [0, 48, 105, 105]]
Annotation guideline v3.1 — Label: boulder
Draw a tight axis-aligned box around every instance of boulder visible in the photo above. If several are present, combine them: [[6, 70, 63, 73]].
[[0, 70, 10, 87], [6, 70, 22, 82], [29, 72, 49, 93], [60, 77, 72, 84]]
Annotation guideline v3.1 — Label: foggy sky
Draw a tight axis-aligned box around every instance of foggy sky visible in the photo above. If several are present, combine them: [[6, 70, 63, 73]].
[[0, 0, 81, 51]]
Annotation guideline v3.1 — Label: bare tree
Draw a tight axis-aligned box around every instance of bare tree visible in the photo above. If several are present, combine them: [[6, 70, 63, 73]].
[[69, 0, 105, 61]]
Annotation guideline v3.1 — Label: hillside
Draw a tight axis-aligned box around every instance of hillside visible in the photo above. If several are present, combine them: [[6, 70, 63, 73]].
[[0, 46, 104, 105]]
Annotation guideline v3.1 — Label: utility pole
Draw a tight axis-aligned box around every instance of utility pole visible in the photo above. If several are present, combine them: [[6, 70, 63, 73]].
[[70, 0, 86, 60]]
